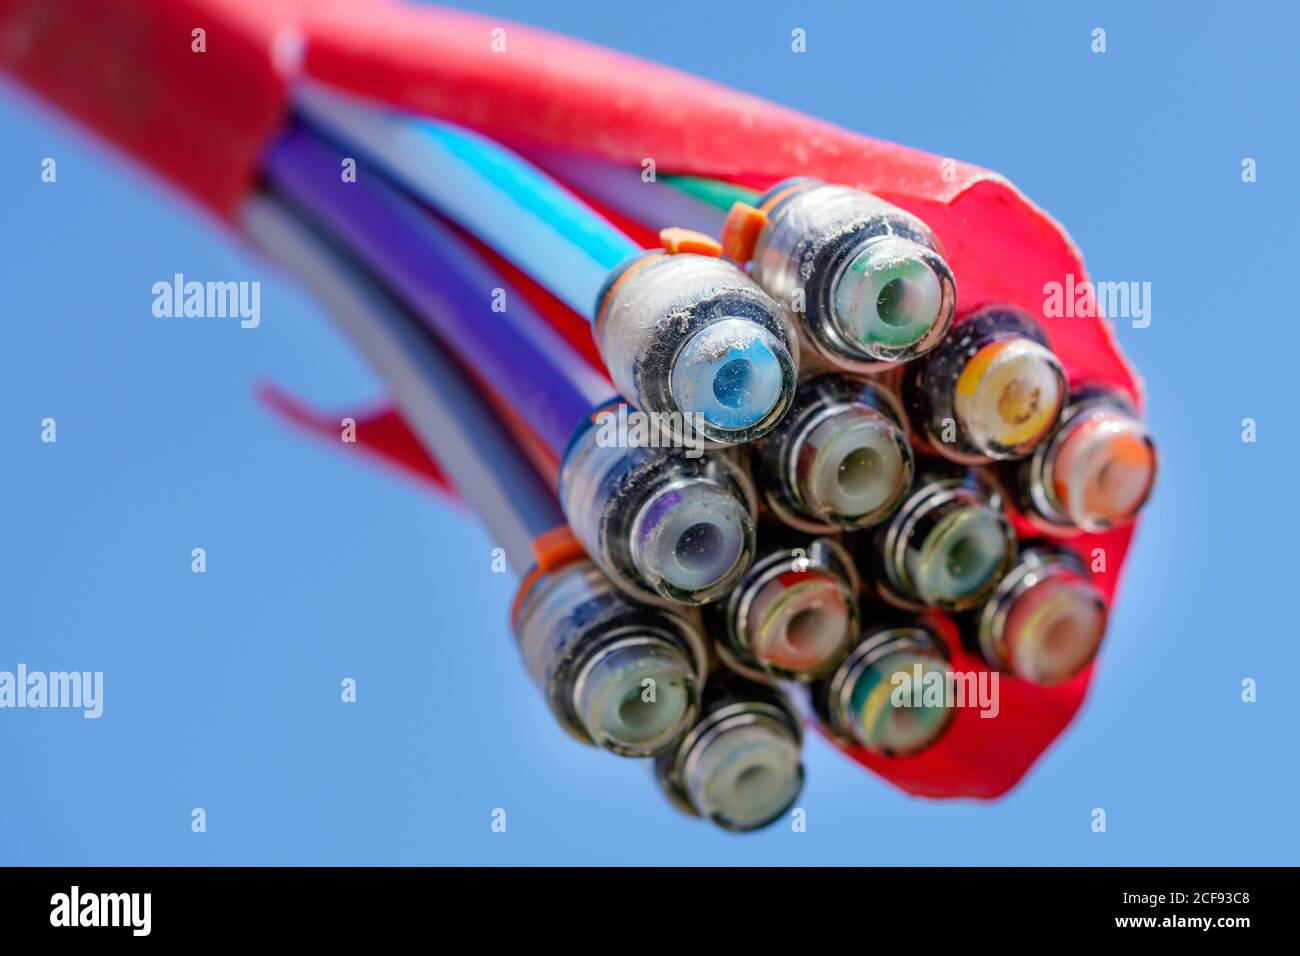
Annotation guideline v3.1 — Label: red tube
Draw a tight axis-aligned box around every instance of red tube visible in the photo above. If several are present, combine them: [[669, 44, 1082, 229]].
[[0, 0, 304, 216]]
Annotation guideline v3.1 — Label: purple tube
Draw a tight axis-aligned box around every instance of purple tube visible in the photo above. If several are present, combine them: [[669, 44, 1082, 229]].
[[526, 144, 726, 238], [262, 123, 611, 459]]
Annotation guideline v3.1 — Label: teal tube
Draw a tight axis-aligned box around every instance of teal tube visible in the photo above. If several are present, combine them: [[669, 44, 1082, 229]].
[[295, 83, 641, 317]]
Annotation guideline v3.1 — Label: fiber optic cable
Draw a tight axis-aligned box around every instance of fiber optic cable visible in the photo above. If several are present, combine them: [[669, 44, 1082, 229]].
[[0, 0, 1163, 812], [810, 616, 956, 757], [656, 671, 804, 833], [902, 304, 1068, 463], [263, 125, 759, 607], [296, 84, 798, 445], [752, 373, 915, 532], [703, 531, 859, 682], [960, 543, 1107, 686], [592, 247, 796, 444], [1001, 385, 1157, 534], [862, 461, 1016, 613], [241, 193, 707, 759], [511, 559, 708, 758]]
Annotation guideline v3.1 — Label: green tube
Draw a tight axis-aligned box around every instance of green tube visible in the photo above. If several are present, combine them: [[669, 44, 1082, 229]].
[[660, 174, 761, 212]]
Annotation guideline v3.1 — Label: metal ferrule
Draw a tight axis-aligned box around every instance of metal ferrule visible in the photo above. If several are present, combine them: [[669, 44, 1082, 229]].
[[866, 463, 1015, 612], [811, 618, 955, 757], [1005, 385, 1155, 535], [967, 543, 1102, 681], [754, 372, 915, 532], [655, 672, 804, 832], [559, 405, 758, 606], [595, 251, 797, 445], [511, 560, 708, 757], [903, 305, 1065, 464], [705, 532, 860, 682], [748, 179, 956, 372]]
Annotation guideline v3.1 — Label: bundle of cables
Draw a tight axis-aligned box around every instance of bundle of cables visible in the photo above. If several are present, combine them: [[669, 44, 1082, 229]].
[[1, 0, 1156, 832]]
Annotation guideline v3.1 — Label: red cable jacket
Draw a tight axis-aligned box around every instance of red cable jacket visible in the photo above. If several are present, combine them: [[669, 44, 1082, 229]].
[[0, 0, 306, 216], [302, 4, 977, 196], [0, 0, 1148, 801]]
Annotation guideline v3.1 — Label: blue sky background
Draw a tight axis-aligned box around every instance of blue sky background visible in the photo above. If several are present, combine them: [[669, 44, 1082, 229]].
[[1, 0, 1296, 865]]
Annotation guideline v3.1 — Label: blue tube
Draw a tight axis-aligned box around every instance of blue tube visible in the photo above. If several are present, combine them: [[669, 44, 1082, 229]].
[[295, 84, 641, 317], [262, 123, 611, 460]]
